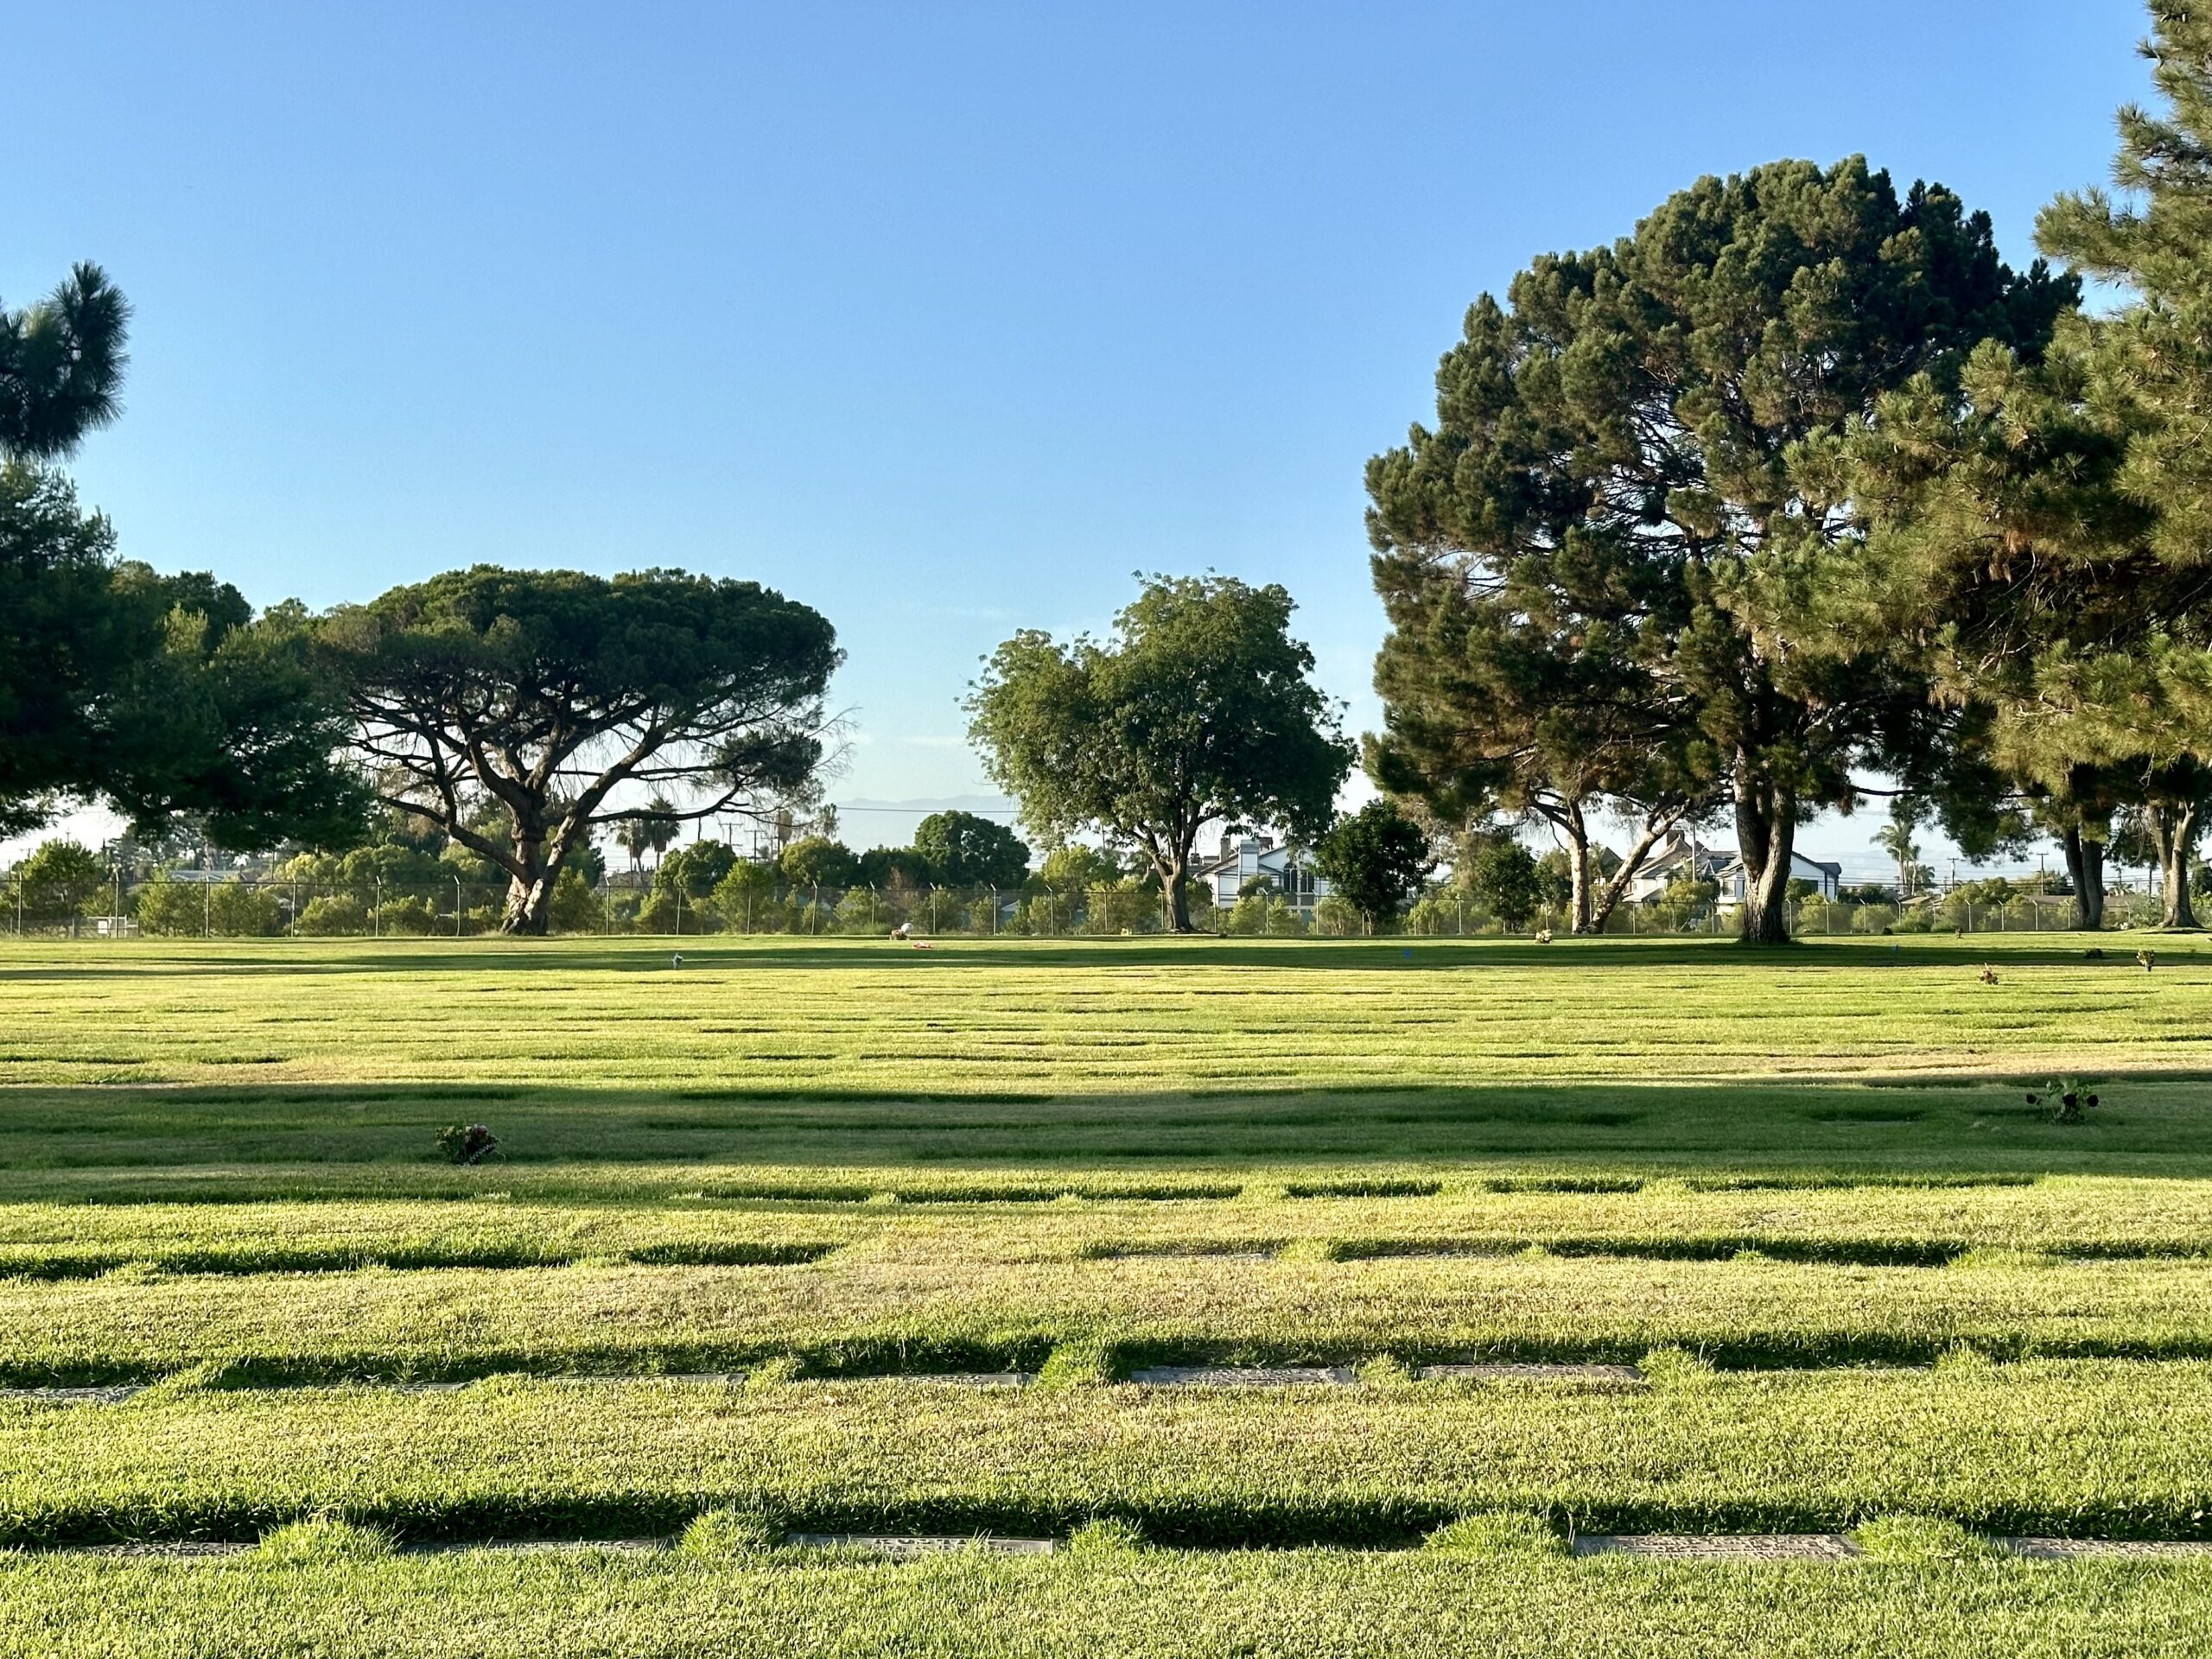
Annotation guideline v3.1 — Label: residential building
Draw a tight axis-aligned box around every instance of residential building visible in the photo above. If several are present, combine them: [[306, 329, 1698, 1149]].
[[1192, 833, 1331, 913], [1630, 829, 1842, 904]]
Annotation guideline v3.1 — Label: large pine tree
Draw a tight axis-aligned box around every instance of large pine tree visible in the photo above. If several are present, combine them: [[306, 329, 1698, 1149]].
[[1370, 159, 2074, 942]]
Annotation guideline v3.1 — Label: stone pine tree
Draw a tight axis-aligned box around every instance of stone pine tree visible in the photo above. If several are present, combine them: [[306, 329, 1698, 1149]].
[[1369, 158, 2075, 943], [967, 575, 1351, 931], [0, 264, 127, 461], [321, 566, 840, 934], [1804, 334, 2185, 925]]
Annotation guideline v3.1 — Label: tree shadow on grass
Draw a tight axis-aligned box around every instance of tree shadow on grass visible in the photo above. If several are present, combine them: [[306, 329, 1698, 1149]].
[[2, 1075, 2209, 1199], [0, 931, 2194, 981]]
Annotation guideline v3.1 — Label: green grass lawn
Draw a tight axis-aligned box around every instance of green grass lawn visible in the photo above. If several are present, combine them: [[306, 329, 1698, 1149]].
[[6, 933, 2212, 1654]]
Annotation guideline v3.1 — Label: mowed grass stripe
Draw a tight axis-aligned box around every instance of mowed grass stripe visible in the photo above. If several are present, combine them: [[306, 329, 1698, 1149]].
[[7, 936, 2212, 1089], [8, 1176, 2212, 1262], [4, 1548, 2209, 1659], [10, 1254, 2212, 1384], [1, 1361, 2209, 1544]]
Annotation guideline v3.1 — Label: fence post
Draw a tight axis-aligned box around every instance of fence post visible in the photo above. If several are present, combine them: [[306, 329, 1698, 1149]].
[[602, 878, 610, 937], [204, 874, 212, 939], [456, 875, 464, 938]]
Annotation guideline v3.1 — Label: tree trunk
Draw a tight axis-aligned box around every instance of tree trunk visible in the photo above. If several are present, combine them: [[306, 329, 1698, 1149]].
[[1734, 769, 1796, 946], [1588, 812, 1682, 936], [2061, 827, 2106, 931], [1561, 804, 1598, 935], [500, 822, 555, 936], [1158, 847, 1194, 932], [2147, 803, 2201, 930]]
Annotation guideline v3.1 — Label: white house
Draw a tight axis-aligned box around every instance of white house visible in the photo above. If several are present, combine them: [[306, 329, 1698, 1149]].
[[1630, 830, 1842, 904], [1192, 833, 1331, 913]]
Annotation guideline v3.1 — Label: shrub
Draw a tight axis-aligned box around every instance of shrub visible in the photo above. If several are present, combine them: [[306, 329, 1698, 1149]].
[[376, 894, 440, 937], [292, 894, 369, 936], [134, 875, 209, 936], [548, 868, 601, 934], [435, 1123, 499, 1165], [1402, 893, 1466, 936], [1313, 893, 1365, 936]]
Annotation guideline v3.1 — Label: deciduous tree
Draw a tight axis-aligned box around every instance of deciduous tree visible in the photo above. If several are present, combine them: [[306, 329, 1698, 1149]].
[[1312, 799, 1433, 927], [912, 810, 1030, 888], [967, 575, 1351, 931]]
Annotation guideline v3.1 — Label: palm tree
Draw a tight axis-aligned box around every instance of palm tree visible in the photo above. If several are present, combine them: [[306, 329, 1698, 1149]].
[[616, 795, 680, 874], [1874, 804, 1922, 899]]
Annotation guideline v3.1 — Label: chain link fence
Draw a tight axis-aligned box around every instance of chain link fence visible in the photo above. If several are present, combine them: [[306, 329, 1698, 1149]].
[[0, 866, 2160, 940]]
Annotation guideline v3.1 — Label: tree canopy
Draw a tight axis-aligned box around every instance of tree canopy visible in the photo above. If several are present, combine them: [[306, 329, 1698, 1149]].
[[320, 565, 840, 933], [1312, 799, 1433, 925], [968, 574, 1351, 931], [1369, 158, 2076, 942], [1, 264, 127, 462], [912, 810, 1030, 888]]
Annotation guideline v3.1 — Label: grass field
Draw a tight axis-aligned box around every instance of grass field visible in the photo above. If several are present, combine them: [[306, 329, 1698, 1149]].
[[6, 931, 2212, 1655]]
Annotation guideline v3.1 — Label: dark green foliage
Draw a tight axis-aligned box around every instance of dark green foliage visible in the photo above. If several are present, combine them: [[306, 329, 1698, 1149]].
[[434, 1124, 499, 1166], [780, 836, 861, 888], [912, 810, 1031, 887], [969, 575, 1351, 930], [1370, 158, 2074, 944], [321, 567, 840, 935], [0, 466, 366, 847], [0, 264, 127, 462], [1464, 837, 1541, 931], [1313, 801, 1433, 925], [656, 841, 739, 899], [9, 839, 107, 920]]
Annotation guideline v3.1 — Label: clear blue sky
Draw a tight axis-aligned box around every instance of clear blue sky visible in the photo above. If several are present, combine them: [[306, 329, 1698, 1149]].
[[3, 1, 2154, 871]]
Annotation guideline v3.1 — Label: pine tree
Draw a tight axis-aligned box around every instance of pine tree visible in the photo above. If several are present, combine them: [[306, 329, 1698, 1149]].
[[1370, 160, 2072, 943]]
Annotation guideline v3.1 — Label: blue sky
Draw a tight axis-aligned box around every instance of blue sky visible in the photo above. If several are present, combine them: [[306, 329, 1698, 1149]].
[[3, 1, 2154, 872]]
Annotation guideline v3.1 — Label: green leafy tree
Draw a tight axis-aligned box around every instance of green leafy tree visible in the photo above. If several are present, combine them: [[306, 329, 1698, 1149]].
[[11, 839, 106, 922], [709, 859, 779, 930], [320, 567, 840, 934], [1370, 158, 2073, 944], [1464, 836, 1541, 932], [131, 873, 205, 936], [1, 265, 364, 849], [0, 467, 364, 847], [1311, 800, 1433, 928], [968, 575, 1351, 931], [912, 810, 1030, 888], [779, 836, 860, 888], [658, 840, 741, 899], [855, 844, 931, 889]]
